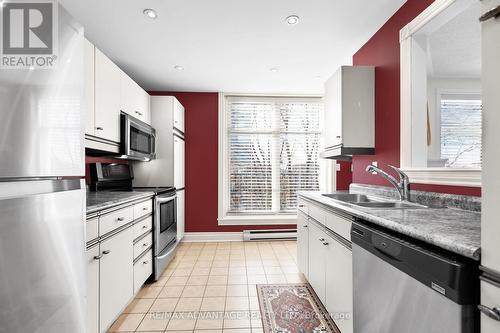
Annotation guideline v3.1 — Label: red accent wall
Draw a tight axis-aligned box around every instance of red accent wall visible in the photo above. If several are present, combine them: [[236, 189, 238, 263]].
[[149, 91, 296, 232], [350, 0, 481, 197], [336, 161, 352, 191]]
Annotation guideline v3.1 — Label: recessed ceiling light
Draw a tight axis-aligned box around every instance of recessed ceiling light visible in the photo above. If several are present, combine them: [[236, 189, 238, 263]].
[[174, 65, 184, 71], [270, 68, 279, 72], [143, 8, 158, 19], [285, 15, 300, 25]]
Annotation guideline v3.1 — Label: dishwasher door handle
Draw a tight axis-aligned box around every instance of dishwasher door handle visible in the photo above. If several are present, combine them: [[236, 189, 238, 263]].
[[374, 246, 402, 262], [478, 305, 500, 321]]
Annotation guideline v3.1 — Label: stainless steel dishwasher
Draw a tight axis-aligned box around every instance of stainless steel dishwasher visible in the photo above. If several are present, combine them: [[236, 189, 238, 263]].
[[351, 222, 479, 333]]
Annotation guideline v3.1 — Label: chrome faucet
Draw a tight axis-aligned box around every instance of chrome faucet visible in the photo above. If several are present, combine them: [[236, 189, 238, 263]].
[[365, 164, 411, 201]]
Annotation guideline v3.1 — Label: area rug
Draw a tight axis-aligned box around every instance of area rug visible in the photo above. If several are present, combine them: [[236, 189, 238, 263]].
[[256, 284, 341, 333]]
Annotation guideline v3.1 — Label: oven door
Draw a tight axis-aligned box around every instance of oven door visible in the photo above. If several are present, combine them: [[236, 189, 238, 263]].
[[154, 194, 177, 254], [121, 113, 156, 161]]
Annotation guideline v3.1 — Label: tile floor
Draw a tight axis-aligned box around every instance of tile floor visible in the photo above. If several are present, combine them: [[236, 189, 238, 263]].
[[108, 240, 304, 333]]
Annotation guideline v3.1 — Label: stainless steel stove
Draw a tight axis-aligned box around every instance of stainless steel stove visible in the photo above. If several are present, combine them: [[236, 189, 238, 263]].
[[89, 163, 178, 280]]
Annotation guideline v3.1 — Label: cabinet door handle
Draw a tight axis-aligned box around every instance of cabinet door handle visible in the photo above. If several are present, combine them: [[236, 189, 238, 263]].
[[318, 238, 325, 242], [298, 204, 306, 208], [135, 111, 143, 116], [102, 250, 111, 255], [117, 217, 125, 221], [143, 243, 149, 247], [323, 242, 329, 246], [478, 305, 500, 321], [479, 5, 500, 22], [95, 127, 103, 131], [93, 255, 102, 260], [142, 225, 148, 229], [142, 207, 148, 211], [175, 120, 179, 123], [336, 135, 341, 139], [302, 224, 308, 228], [143, 260, 149, 264]]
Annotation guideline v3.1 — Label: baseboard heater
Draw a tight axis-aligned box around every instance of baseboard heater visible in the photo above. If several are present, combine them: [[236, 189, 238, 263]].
[[243, 229, 297, 241]]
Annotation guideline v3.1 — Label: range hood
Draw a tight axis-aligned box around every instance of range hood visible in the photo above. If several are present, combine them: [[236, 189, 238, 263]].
[[321, 144, 375, 161]]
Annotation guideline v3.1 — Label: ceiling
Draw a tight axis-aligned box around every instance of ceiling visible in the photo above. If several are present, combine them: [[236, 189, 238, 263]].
[[59, 0, 406, 94], [427, 2, 481, 79]]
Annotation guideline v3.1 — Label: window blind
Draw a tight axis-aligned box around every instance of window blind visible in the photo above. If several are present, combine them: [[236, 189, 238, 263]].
[[226, 97, 323, 214], [440, 98, 482, 168]]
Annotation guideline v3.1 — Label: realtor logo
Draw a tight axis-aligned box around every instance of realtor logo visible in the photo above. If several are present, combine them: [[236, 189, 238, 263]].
[[1, 0, 58, 68]]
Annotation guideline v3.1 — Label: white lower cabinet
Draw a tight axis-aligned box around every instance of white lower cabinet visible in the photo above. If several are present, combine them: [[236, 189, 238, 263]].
[[99, 227, 134, 332], [308, 221, 327, 304], [325, 231, 353, 333], [297, 212, 309, 279], [177, 189, 185, 241], [86, 245, 100, 333], [299, 198, 353, 333]]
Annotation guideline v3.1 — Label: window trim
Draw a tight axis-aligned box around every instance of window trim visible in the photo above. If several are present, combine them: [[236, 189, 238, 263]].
[[217, 93, 326, 226], [399, 0, 481, 187]]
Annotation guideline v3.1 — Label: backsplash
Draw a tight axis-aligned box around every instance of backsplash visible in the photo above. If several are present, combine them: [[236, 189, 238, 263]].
[[350, 183, 481, 212]]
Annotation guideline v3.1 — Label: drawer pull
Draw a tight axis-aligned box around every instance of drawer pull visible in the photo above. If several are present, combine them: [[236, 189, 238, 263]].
[[298, 204, 306, 208], [95, 127, 103, 130], [117, 217, 125, 221], [102, 250, 111, 255], [142, 225, 149, 229], [478, 305, 500, 321], [318, 238, 325, 242], [323, 242, 329, 246], [302, 224, 308, 228], [143, 260, 149, 264], [142, 207, 148, 211], [135, 111, 143, 116], [143, 243, 149, 247], [93, 255, 102, 260]]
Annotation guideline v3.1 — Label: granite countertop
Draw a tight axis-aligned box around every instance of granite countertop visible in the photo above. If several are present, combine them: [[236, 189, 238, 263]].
[[299, 191, 481, 260], [87, 190, 155, 215]]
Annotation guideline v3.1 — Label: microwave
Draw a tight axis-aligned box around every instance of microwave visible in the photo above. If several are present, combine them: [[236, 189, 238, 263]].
[[119, 112, 156, 161]]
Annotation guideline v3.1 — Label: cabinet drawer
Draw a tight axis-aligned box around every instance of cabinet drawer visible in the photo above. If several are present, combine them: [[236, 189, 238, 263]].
[[308, 202, 325, 224], [134, 233, 153, 259], [100, 206, 134, 236], [133, 216, 152, 240], [297, 198, 309, 215], [134, 200, 152, 219], [134, 250, 153, 293], [86, 217, 99, 242], [325, 211, 352, 241]]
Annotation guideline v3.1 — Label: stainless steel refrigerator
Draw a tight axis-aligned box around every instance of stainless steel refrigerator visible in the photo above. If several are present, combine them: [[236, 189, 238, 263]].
[[0, 4, 86, 333]]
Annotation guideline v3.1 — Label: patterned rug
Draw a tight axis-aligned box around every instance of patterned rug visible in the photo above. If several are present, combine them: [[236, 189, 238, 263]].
[[256, 284, 341, 333]]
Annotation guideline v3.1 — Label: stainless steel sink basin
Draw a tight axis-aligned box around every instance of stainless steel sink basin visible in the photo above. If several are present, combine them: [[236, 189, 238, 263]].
[[321, 193, 378, 203], [322, 193, 427, 209], [353, 201, 426, 209]]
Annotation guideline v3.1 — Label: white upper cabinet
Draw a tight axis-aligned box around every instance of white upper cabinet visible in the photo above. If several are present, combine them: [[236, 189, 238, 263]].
[[120, 72, 151, 124], [85, 41, 150, 150], [322, 66, 375, 159], [173, 98, 185, 133], [94, 47, 121, 143], [84, 38, 95, 136]]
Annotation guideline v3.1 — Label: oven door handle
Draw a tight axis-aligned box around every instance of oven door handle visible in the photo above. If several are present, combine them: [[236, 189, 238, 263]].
[[157, 195, 176, 204]]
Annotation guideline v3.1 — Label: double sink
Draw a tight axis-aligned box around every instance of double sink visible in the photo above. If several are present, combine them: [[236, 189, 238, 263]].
[[322, 193, 428, 209]]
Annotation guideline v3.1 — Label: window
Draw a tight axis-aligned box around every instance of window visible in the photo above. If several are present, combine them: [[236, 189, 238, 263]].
[[440, 94, 482, 168], [222, 96, 324, 219]]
